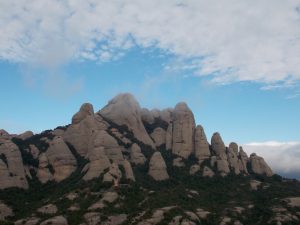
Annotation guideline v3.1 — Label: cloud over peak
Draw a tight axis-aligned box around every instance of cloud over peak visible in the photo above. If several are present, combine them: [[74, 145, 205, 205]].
[[1, 0, 300, 86]]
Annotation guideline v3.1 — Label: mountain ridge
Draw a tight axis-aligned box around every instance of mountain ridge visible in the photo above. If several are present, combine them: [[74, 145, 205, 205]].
[[0, 93, 299, 225]]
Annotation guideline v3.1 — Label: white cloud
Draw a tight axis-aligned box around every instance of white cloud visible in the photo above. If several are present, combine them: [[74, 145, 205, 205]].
[[1, 0, 300, 86], [243, 141, 300, 179]]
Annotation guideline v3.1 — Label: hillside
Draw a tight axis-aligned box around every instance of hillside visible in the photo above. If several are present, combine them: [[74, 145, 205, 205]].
[[0, 93, 300, 225]]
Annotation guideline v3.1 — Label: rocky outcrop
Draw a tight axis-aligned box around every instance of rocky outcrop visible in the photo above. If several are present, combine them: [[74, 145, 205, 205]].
[[37, 204, 58, 214], [130, 143, 146, 165], [250, 153, 273, 176], [172, 103, 195, 159], [40, 216, 68, 225], [99, 93, 155, 148], [64, 104, 108, 156], [166, 123, 173, 150], [123, 159, 135, 181], [211, 133, 230, 176], [18, 131, 33, 140], [189, 164, 200, 175], [227, 142, 240, 175], [0, 201, 13, 220], [103, 163, 122, 183], [203, 166, 215, 177], [173, 157, 185, 167], [151, 127, 166, 147], [0, 140, 28, 189], [72, 103, 94, 124], [83, 145, 110, 181], [238, 147, 249, 174], [194, 125, 210, 160], [93, 130, 124, 164], [148, 152, 169, 181], [37, 153, 53, 183], [46, 136, 77, 182]]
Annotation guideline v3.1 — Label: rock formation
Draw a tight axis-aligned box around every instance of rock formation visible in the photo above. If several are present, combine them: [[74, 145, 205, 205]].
[[130, 143, 146, 165], [250, 153, 273, 176], [172, 102, 195, 159], [148, 152, 169, 181], [194, 125, 210, 160], [0, 140, 28, 189], [46, 136, 77, 182], [0, 93, 275, 190], [99, 93, 155, 148]]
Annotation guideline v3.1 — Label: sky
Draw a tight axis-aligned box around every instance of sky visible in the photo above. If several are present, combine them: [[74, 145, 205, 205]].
[[1, 0, 300, 179]]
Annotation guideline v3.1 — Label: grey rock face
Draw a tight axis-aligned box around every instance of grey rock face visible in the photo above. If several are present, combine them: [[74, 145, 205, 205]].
[[130, 143, 146, 165], [238, 147, 249, 174], [227, 142, 240, 175], [250, 153, 273, 177], [151, 127, 167, 147], [93, 130, 124, 165], [103, 163, 122, 183], [148, 152, 169, 181], [83, 144, 111, 181], [166, 123, 173, 150], [37, 153, 53, 183], [172, 102, 195, 159], [211, 133, 227, 159], [99, 93, 155, 148], [64, 111, 107, 157], [0, 140, 28, 189], [123, 159, 135, 181], [46, 136, 77, 182], [72, 103, 94, 124], [194, 125, 210, 160]]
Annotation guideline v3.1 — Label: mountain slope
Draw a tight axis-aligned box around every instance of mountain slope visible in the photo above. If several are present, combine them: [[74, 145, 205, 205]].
[[0, 93, 299, 225]]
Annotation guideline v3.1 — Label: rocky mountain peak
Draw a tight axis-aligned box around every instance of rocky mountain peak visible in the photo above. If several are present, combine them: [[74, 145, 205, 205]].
[[0, 92, 285, 225]]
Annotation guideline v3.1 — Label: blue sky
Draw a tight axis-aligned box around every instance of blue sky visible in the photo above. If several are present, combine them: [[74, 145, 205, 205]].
[[1, 0, 300, 177]]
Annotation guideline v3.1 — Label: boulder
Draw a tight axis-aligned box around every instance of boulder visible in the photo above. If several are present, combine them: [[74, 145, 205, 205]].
[[84, 212, 101, 225], [250, 153, 273, 176], [141, 108, 155, 124], [194, 125, 210, 160], [0, 201, 13, 220], [189, 164, 200, 175], [130, 143, 146, 165], [173, 157, 185, 167], [217, 159, 230, 176], [46, 136, 77, 182], [99, 93, 155, 148], [36, 153, 53, 183], [15, 217, 40, 225], [40, 216, 68, 225], [172, 102, 195, 159], [106, 214, 127, 225], [148, 152, 169, 181], [0, 140, 28, 189], [203, 166, 215, 177], [150, 127, 166, 147], [37, 204, 58, 214]]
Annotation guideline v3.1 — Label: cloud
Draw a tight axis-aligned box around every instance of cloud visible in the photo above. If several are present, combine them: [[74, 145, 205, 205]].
[[1, 0, 300, 86], [243, 141, 300, 179]]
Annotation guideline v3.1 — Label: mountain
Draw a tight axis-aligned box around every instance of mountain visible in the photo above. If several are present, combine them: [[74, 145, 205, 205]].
[[0, 93, 300, 225]]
